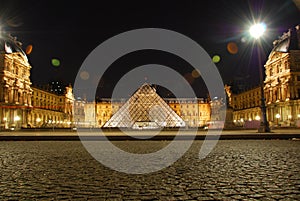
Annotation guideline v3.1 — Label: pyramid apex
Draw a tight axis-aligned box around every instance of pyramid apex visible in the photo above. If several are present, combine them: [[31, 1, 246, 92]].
[[142, 82, 150, 86]]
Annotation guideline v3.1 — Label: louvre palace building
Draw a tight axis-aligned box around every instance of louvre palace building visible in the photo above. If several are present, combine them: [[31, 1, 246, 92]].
[[1, 24, 299, 130], [0, 32, 74, 129], [231, 24, 300, 128], [0, 31, 212, 130], [93, 83, 212, 129]]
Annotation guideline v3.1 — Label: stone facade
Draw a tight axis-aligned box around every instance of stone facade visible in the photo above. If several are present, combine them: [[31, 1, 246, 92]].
[[0, 32, 212, 129], [4, 24, 299, 129], [0, 34, 32, 129], [264, 25, 300, 127], [95, 97, 211, 128], [232, 24, 300, 128], [232, 86, 261, 125], [29, 86, 74, 128], [166, 98, 211, 127], [84, 102, 97, 127], [0, 32, 74, 129], [73, 97, 85, 127]]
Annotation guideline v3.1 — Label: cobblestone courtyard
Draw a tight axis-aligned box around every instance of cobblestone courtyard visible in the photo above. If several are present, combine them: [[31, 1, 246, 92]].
[[1, 140, 300, 200]]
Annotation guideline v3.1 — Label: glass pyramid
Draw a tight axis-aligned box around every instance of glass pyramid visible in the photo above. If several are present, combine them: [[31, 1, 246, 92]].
[[103, 83, 185, 128]]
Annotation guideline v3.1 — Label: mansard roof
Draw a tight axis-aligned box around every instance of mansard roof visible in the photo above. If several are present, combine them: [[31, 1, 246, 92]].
[[0, 32, 27, 57], [270, 24, 300, 53]]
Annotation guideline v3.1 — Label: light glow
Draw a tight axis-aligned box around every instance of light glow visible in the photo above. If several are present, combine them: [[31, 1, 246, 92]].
[[249, 23, 266, 39], [14, 116, 21, 121]]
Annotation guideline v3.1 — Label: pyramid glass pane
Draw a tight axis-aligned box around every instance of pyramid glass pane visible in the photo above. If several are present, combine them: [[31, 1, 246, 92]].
[[103, 83, 185, 128]]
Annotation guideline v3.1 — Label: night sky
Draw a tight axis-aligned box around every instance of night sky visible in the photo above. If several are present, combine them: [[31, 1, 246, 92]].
[[0, 0, 299, 98]]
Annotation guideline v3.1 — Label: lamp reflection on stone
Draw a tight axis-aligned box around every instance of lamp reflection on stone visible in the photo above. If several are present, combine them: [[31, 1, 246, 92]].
[[275, 113, 280, 127]]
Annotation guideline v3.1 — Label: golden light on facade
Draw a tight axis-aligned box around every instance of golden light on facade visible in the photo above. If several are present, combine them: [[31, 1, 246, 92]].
[[14, 116, 21, 122], [275, 114, 281, 126]]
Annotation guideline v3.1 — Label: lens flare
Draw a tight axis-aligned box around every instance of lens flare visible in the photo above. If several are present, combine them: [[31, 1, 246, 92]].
[[212, 55, 221, 63], [241, 37, 247, 43], [25, 45, 33, 55], [184, 73, 194, 84], [80, 71, 90, 80], [191, 69, 201, 78], [51, 58, 60, 67], [227, 42, 238, 54], [6, 18, 23, 27]]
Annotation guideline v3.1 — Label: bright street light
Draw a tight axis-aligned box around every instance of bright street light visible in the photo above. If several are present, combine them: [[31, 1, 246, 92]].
[[249, 22, 271, 133], [249, 23, 266, 39]]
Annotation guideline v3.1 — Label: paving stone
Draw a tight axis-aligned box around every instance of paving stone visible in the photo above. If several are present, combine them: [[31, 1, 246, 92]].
[[270, 194, 285, 199], [197, 196, 215, 201], [248, 193, 265, 198], [231, 194, 245, 199], [0, 140, 299, 200]]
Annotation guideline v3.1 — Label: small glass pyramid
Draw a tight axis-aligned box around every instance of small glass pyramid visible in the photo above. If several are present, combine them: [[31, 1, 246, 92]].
[[104, 83, 186, 129]]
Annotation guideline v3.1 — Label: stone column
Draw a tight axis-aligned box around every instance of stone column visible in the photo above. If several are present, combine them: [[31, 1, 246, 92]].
[[22, 109, 27, 128]]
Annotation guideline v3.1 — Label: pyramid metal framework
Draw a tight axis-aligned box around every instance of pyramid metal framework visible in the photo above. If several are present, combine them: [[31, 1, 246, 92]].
[[103, 83, 185, 128]]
